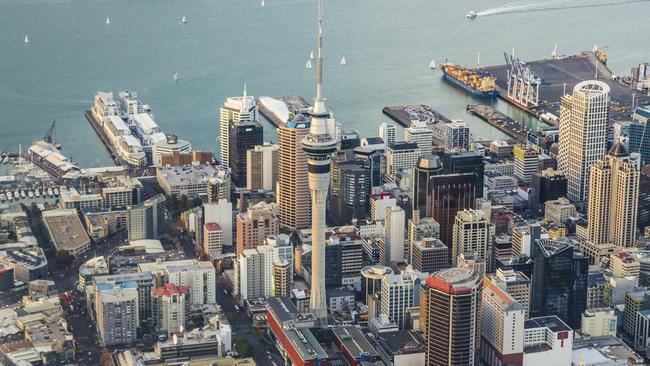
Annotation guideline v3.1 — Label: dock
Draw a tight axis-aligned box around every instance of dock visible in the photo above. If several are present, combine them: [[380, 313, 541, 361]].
[[257, 96, 311, 127], [84, 110, 124, 167], [466, 104, 528, 142], [382, 105, 451, 127]]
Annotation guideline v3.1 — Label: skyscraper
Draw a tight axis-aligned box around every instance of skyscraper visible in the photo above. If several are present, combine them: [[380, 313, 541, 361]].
[[587, 142, 640, 248], [412, 154, 443, 217], [229, 117, 263, 187], [420, 267, 483, 366], [404, 121, 433, 153], [384, 206, 405, 264], [429, 173, 476, 247], [219, 85, 258, 168], [247, 142, 279, 191], [379, 122, 396, 146], [301, 0, 339, 325], [277, 119, 311, 230], [451, 209, 491, 266], [235, 201, 279, 258], [331, 152, 370, 225], [513, 144, 539, 184], [557, 80, 609, 202], [444, 120, 470, 151]]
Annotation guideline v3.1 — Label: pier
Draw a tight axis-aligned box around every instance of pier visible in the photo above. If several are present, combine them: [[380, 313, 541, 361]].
[[466, 104, 528, 142], [257, 96, 310, 127], [382, 105, 451, 127], [84, 110, 124, 167]]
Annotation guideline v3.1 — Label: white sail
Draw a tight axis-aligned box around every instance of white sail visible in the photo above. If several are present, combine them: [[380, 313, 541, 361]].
[[24, 35, 30, 44], [261, 0, 265, 7], [173, 72, 180, 80], [429, 59, 436, 69], [340, 56, 346, 65], [305, 60, 312, 69], [181, 16, 187, 23], [106, 17, 111, 25], [310, 51, 314, 59], [551, 43, 558, 60]]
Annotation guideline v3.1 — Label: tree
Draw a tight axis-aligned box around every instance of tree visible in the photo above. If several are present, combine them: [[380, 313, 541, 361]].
[[234, 338, 254, 358], [55, 250, 74, 269]]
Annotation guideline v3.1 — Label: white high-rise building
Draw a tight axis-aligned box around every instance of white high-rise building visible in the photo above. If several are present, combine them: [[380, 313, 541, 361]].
[[451, 209, 491, 266], [152, 283, 190, 337], [265, 234, 294, 279], [235, 245, 274, 301], [203, 222, 223, 259], [445, 120, 470, 151], [380, 270, 427, 329], [219, 85, 258, 168], [587, 142, 640, 247], [300, 0, 340, 325], [161, 261, 216, 305], [384, 206, 405, 264], [379, 122, 397, 146], [557, 80, 609, 202], [404, 121, 433, 153], [95, 282, 139, 346], [514, 144, 540, 184], [386, 141, 420, 183], [481, 279, 525, 365], [204, 199, 233, 247]]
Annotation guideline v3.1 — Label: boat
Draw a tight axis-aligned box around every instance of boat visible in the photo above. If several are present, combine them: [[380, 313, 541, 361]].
[[47, 187, 53, 197], [4, 193, 10, 201], [305, 60, 312, 69], [340, 56, 346, 66], [310, 51, 314, 59], [429, 59, 436, 69], [181, 16, 187, 24], [28, 190, 34, 198], [466, 11, 477, 19], [172, 72, 180, 81], [53, 188, 59, 196], [13, 191, 20, 199], [106, 17, 111, 25], [261, 0, 265, 7], [24, 35, 30, 44], [20, 191, 26, 199], [440, 63, 498, 98], [35, 189, 40, 197], [0, 193, 5, 202]]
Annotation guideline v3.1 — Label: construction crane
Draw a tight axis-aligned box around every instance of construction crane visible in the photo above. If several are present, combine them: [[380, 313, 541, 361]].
[[43, 121, 62, 149], [504, 52, 541, 109]]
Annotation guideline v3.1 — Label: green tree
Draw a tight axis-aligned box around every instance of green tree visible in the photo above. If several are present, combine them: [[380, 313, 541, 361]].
[[55, 250, 74, 268], [234, 338, 254, 358]]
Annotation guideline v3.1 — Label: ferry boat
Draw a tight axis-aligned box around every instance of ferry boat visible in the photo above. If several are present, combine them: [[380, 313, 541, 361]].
[[440, 63, 498, 98], [466, 11, 477, 19]]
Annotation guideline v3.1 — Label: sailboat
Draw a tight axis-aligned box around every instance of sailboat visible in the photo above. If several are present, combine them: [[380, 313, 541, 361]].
[[181, 16, 188, 24], [310, 51, 314, 59], [429, 59, 436, 69], [551, 43, 558, 60], [24, 35, 30, 44], [305, 60, 312, 69], [340, 56, 346, 66], [106, 17, 111, 25], [261, 0, 265, 7], [172, 72, 180, 81]]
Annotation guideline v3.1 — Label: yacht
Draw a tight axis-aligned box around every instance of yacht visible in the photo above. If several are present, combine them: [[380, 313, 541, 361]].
[[340, 56, 346, 66], [53, 188, 59, 196], [466, 11, 477, 19], [47, 187, 53, 197], [173, 72, 180, 81], [28, 190, 34, 198], [261, 0, 265, 7], [106, 17, 111, 25], [305, 60, 312, 69], [0, 193, 5, 202], [429, 59, 436, 69], [20, 190, 26, 199], [310, 51, 314, 59], [24, 35, 30, 44], [181, 16, 188, 24], [14, 191, 20, 199], [35, 189, 40, 197]]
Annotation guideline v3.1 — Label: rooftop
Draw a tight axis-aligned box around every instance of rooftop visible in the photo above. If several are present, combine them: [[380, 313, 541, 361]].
[[266, 296, 316, 325], [377, 330, 425, 355], [524, 315, 571, 332], [332, 326, 379, 359], [153, 283, 190, 297], [41, 209, 91, 252]]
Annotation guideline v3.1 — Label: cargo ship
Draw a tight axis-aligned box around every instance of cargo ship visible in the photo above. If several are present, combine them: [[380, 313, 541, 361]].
[[440, 63, 498, 98]]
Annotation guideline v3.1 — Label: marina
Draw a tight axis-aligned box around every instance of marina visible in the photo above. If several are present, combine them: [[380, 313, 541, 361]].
[[466, 104, 530, 142], [257, 96, 311, 127], [382, 104, 451, 127]]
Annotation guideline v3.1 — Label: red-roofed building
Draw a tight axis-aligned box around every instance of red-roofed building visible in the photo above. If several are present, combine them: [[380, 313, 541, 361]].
[[152, 283, 191, 336]]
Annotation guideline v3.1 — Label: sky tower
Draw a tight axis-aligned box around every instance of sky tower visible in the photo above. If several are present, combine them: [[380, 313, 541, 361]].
[[301, 0, 339, 325]]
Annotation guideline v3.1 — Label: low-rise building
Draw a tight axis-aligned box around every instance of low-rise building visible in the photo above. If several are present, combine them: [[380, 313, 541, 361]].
[[523, 316, 573, 366], [332, 326, 380, 365], [327, 288, 355, 314], [42, 209, 92, 256], [581, 308, 617, 337], [157, 163, 223, 198], [0, 246, 48, 283]]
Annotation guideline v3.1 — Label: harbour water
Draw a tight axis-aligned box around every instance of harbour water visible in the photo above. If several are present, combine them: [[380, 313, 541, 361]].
[[1, 0, 649, 167]]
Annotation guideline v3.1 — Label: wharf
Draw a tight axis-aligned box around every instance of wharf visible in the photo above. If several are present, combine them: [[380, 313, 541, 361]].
[[466, 104, 527, 142], [382, 105, 451, 127], [257, 96, 311, 127], [84, 110, 124, 167], [483, 51, 650, 123]]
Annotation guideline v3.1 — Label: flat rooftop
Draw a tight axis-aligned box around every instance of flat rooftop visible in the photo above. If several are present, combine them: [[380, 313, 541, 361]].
[[377, 330, 425, 355], [525, 315, 571, 332], [332, 326, 379, 359], [41, 209, 91, 252]]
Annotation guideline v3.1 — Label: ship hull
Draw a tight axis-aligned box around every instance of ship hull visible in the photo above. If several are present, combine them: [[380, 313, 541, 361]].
[[441, 69, 498, 98]]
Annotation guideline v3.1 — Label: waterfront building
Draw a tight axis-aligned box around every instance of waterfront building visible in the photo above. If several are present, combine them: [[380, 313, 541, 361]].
[[404, 121, 433, 153], [383, 206, 405, 264], [586, 142, 640, 248], [420, 267, 482, 366], [152, 134, 192, 167], [277, 119, 311, 231], [59, 187, 104, 211], [513, 144, 539, 184], [451, 209, 490, 266], [444, 120, 470, 151], [379, 122, 396, 146], [557, 80, 609, 202], [531, 239, 589, 328], [246, 142, 278, 191], [203, 222, 223, 259], [95, 282, 138, 346], [480, 279, 524, 366], [235, 201, 279, 258], [229, 117, 263, 187], [126, 194, 166, 242], [152, 283, 190, 336], [381, 270, 427, 329], [386, 142, 420, 183], [219, 86, 258, 168], [412, 154, 443, 217]]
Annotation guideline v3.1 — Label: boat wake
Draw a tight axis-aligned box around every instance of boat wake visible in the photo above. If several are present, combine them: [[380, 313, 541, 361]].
[[476, 0, 648, 17]]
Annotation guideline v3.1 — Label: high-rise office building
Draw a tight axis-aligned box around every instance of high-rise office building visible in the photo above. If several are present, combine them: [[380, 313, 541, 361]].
[[411, 238, 448, 273], [587, 142, 640, 248], [486, 268, 531, 318], [404, 121, 433, 153], [203, 222, 223, 259], [429, 173, 476, 248], [420, 267, 482, 366], [480, 279, 525, 366], [444, 120, 470, 151], [126, 194, 166, 241], [277, 119, 311, 231], [331, 152, 370, 225], [513, 144, 539, 184], [557, 80, 609, 202], [152, 283, 190, 336], [384, 206, 405, 264], [412, 154, 443, 217], [379, 122, 396, 146], [300, 0, 340, 325], [273, 258, 291, 297], [353, 145, 382, 188], [95, 282, 139, 346], [452, 209, 491, 266], [531, 239, 589, 328], [628, 107, 650, 165], [407, 211, 440, 263], [440, 149, 484, 198], [381, 270, 427, 329], [219, 86, 258, 168], [530, 169, 567, 210], [229, 118, 263, 187], [386, 142, 420, 183], [247, 142, 279, 191], [235, 201, 279, 258]]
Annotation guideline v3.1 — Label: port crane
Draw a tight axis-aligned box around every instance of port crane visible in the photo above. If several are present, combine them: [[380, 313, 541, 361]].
[[43, 120, 62, 149], [504, 53, 541, 108]]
